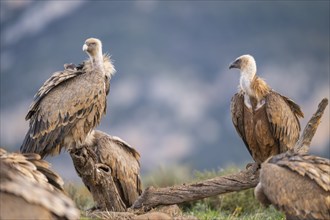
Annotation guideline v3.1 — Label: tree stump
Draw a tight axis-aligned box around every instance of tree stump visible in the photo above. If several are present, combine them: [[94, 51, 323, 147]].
[[70, 146, 127, 211], [70, 130, 142, 212]]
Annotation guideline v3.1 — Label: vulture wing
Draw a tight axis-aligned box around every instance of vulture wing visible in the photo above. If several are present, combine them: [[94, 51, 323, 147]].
[[25, 68, 83, 120], [94, 130, 142, 207], [265, 91, 303, 152], [21, 67, 106, 157], [0, 150, 64, 191], [231, 92, 252, 156], [256, 153, 330, 220], [268, 153, 330, 191], [21, 55, 114, 158], [0, 148, 79, 220]]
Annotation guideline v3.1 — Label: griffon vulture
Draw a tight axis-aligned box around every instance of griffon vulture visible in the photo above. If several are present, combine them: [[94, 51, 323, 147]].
[[21, 38, 115, 158], [255, 152, 330, 220], [70, 130, 142, 211], [229, 55, 304, 163], [0, 148, 79, 220]]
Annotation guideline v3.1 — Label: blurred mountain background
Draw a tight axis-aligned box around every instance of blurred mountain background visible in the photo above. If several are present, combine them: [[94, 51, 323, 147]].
[[1, 1, 329, 182]]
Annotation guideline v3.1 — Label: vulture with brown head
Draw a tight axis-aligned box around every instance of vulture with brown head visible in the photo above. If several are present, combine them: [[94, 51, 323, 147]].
[[255, 152, 330, 220], [0, 148, 79, 220], [229, 55, 304, 163], [21, 38, 115, 158], [70, 130, 142, 211]]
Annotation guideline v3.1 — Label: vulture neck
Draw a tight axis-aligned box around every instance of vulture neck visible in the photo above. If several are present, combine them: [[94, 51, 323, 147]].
[[240, 70, 270, 109], [240, 68, 256, 98], [89, 50, 104, 73]]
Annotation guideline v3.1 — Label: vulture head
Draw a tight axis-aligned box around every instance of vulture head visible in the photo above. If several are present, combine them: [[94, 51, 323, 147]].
[[229, 54, 259, 96], [83, 38, 103, 66], [229, 54, 257, 77]]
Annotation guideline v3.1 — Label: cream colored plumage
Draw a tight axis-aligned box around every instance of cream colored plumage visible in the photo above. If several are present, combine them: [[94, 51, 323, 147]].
[[21, 38, 115, 158]]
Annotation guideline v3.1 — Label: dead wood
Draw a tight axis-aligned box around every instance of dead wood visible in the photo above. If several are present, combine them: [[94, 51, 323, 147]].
[[294, 98, 328, 154], [131, 98, 328, 211], [70, 146, 127, 212], [131, 162, 260, 210]]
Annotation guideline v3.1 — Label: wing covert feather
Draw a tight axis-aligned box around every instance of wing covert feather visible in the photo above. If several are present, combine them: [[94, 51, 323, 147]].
[[265, 92, 302, 151], [259, 153, 330, 220], [231, 92, 252, 156], [268, 153, 330, 191], [26, 68, 83, 120]]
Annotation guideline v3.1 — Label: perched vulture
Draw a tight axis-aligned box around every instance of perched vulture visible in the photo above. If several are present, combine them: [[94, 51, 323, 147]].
[[70, 130, 142, 211], [21, 38, 115, 158], [0, 148, 79, 220], [229, 54, 304, 163], [255, 152, 330, 220]]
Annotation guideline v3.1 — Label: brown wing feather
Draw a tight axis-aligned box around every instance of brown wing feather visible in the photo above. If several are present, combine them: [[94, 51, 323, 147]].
[[21, 70, 106, 157], [231, 92, 252, 156], [0, 148, 79, 219], [265, 91, 303, 152], [25, 68, 83, 120], [21, 55, 115, 158], [268, 153, 330, 191], [0, 148, 64, 191], [257, 153, 330, 220], [280, 94, 304, 119], [94, 130, 142, 207]]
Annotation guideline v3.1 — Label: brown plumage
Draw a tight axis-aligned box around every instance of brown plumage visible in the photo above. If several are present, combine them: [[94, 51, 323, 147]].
[[70, 130, 142, 211], [229, 54, 304, 163], [255, 152, 330, 220], [21, 38, 115, 158], [0, 148, 79, 220]]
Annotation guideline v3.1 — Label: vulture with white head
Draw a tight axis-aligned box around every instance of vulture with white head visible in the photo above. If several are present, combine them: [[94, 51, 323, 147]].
[[255, 152, 330, 220], [229, 55, 304, 163], [21, 38, 115, 158], [0, 148, 79, 220]]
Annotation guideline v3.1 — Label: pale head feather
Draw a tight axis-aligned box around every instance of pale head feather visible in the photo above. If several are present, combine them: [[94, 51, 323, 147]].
[[235, 54, 257, 78], [231, 54, 270, 100], [83, 38, 104, 70]]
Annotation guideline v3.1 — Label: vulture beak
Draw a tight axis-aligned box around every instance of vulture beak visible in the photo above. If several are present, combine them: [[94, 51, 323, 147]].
[[229, 59, 240, 69], [82, 44, 88, 52]]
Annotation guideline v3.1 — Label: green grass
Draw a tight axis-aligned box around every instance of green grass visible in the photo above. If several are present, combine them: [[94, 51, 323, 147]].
[[64, 165, 284, 220], [181, 166, 284, 219], [64, 182, 94, 210]]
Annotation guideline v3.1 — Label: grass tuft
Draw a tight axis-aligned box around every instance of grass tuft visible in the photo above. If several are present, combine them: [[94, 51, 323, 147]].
[[64, 182, 94, 211]]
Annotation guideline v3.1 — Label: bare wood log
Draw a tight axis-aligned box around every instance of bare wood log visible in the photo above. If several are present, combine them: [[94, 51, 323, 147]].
[[70, 146, 127, 212], [294, 98, 328, 153], [69, 130, 142, 212], [132, 98, 328, 211], [131, 163, 260, 210]]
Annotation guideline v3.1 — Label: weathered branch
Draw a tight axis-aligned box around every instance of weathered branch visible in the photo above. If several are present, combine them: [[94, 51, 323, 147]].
[[131, 98, 328, 211], [131, 163, 260, 210], [294, 98, 328, 154]]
